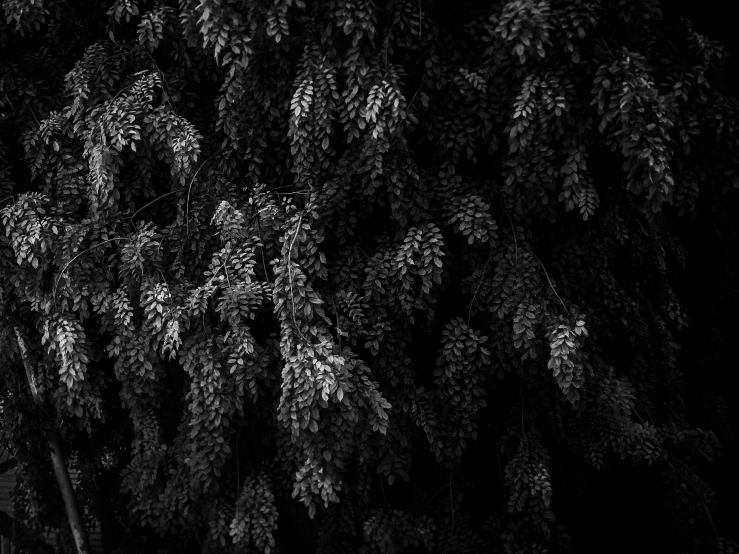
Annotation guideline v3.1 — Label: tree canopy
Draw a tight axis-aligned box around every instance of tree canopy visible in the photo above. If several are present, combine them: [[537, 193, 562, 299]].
[[1, 0, 738, 553]]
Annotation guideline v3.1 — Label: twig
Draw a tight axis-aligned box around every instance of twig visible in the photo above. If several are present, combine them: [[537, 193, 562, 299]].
[[274, 189, 312, 196], [520, 378, 527, 442], [256, 216, 271, 285], [468, 253, 491, 325], [383, 17, 400, 75], [53, 237, 128, 306], [421, 483, 450, 512], [28, 107, 41, 127], [108, 81, 135, 105], [185, 151, 220, 243], [145, 52, 177, 113], [504, 212, 518, 266], [442, 469, 455, 553], [332, 297, 342, 350], [235, 421, 242, 496], [127, 188, 183, 226], [357, 246, 379, 270], [531, 252, 568, 314], [286, 212, 308, 343], [493, 436, 504, 495], [90, 53, 122, 89], [449, 468, 455, 543], [504, 209, 567, 313]]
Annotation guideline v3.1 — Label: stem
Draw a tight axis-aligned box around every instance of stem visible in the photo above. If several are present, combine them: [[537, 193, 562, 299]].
[[14, 327, 92, 554], [531, 252, 568, 314], [185, 151, 220, 243], [53, 237, 128, 307], [468, 253, 491, 325]]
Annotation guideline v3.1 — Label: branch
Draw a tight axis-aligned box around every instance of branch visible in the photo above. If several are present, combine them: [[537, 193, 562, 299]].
[[13, 328, 92, 554]]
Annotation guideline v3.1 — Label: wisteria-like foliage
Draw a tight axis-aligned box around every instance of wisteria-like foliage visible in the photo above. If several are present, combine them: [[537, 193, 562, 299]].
[[0, 0, 738, 553]]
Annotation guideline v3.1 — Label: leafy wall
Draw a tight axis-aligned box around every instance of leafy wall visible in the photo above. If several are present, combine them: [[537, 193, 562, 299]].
[[1, 0, 738, 553]]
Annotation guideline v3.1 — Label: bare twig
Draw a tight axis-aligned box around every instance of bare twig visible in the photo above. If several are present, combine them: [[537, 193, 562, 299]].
[[53, 237, 128, 306], [235, 421, 242, 496], [383, 17, 400, 75], [468, 253, 491, 325], [286, 212, 309, 343], [422, 483, 450, 512], [145, 52, 177, 113], [520, 378, 527, 442], [493, 436, 504, 494], [357, 246, 379, 270], [442, 469, 456, 553], [128, 188, 183, 226], [505, 212, 518, 266], [531, 252, 568, 314], [332, 297, 342, 350], [255, 216, 271, 285], [504, 211, 566, 313], [449, 468, 455, 541]]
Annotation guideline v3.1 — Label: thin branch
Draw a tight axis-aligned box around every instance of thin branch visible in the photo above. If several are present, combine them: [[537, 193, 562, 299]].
[[145, 52, 177, 114], [332, 297, 342, 351], [442, 469, 455, 553], [379, 475, 388, 506], [383, 16, 400, 75], [28, 107, 41, 127], [109, 81, 135, 105], [53, 237, 129, 306], [520, 378, 527, 442], [449, 468, 455, 543], [235, 421, 242, 497], [531, 252, 568, 314], [287, 212, 309, 344], [128, 188, 183, 226], [421, 483, 450, 512], [185, 151, 220, 243], [357, 246, 380, 271], [468, 253, 491, 325], [275, 189, 312, 196], [256, 216, 271, 285], [504, 212, 518, 266], [504, 210, 566, 313], [493, 436, 504, 495]]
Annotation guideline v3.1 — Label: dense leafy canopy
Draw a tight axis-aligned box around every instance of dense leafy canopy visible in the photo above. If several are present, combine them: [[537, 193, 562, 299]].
[[1, 0, 738, 553]]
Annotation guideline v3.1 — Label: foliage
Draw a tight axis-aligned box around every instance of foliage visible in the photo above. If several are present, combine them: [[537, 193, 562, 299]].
[[0, 0, 738, 553]]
